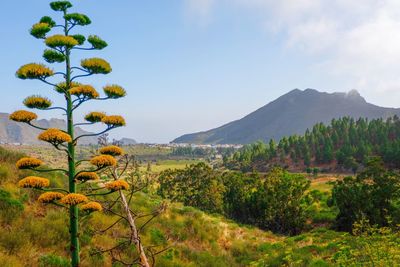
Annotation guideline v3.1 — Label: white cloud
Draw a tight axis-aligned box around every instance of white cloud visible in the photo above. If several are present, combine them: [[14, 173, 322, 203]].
[[185, 0, 400, 106]]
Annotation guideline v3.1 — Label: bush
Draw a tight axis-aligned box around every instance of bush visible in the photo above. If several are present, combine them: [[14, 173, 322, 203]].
[[222, 171, 259, 223], [332, 219, 400, 265], [330, 157, 400, 231], [158, 162, 225, 213], [38, 254, 69, 267], [0, 189, 24, 224], [252, 168, 311, 235]]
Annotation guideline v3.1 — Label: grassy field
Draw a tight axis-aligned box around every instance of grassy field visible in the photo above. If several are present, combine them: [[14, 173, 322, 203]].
[[142, 160, 202, 173], [309, 176, 337, 192]]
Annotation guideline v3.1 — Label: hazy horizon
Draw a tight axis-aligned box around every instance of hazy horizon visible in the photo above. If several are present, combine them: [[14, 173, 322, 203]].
[[2, 0, 400, 143]]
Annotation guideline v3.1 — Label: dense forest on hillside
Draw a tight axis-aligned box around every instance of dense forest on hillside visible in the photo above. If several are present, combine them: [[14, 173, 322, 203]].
[[224, 116, 400, 172]]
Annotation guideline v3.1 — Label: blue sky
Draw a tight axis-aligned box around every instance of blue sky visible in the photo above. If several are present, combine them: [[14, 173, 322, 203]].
[[2, 0, 400, 143]]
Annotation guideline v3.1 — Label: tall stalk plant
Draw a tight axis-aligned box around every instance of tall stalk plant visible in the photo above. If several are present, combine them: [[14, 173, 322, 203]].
[[10, 1, 129, 266]]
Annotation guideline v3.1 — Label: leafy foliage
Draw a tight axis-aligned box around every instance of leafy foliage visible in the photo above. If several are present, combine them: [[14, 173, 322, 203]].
[[158, 162, 225, 213], [252, 168, 311, 235], [159, 164, 311, 235], [330, 157, 400, 231], [333, 219, 400, 266]]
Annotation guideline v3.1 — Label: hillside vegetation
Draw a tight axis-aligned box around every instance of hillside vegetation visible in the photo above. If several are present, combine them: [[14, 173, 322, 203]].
[[225, 116, 400, 173], [1, 146, 400, 266]]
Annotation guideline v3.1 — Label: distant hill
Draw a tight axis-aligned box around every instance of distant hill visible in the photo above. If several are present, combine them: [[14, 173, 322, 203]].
[[117, 138, 137, 145], [0, 113, 99, 145], [173, 89, 400, 144]]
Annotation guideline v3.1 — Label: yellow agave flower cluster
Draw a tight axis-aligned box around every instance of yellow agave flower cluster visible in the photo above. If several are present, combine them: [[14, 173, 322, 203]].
[[70, 85, 99, 99], [60, 193, 88, 205], [38, 193, 102, 212], [45, 34, 79, 48], [9, 110, 38, 123], [75, 172, 99, 182], [24, 95, 52, 109], [105, 180, 129, 191], [102, 115, 126, 127], [30, 22, 52, 38], [38, 128, 72, 144], [31, 22, 50, 31], [81, 58, 112, 74], [16, 63, 54, 79], [90, 155, 117, 168], [55, 81, 81, 94], [38, 192, 64, 203], [99, 145, 124, 156], [16, 157, 43, 169], [85, 111, 106, 123], [81, 202, 103, 212], [104, 85, 126, 99], [18, 176, 50, 189]]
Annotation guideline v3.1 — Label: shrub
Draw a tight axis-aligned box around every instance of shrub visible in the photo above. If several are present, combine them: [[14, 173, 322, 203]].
[[222, 171, 259, 223], [158, 162, 225, 213], [332, 219, 400, 265], [38, 254, 69, 267], [0, 189, 24, 224], [330, 157, 400, 231], [252, 168, 311, 235]]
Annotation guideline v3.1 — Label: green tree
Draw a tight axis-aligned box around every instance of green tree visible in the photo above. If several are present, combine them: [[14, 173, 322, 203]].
[[330, 157, 400, 232], [222, 171, 259, 222], [158, 162, 225, 213], [312, 167, 319, 177], [9, 2, 129, 266], [252, 168, 311, 235]]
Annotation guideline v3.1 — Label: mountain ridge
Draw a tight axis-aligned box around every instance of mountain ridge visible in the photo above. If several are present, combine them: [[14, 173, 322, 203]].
[[0, 113, 137, 145], [173, 89, 400, 144]]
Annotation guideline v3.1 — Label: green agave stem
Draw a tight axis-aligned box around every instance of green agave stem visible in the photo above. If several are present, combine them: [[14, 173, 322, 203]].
[[64, 10, 80, 267]]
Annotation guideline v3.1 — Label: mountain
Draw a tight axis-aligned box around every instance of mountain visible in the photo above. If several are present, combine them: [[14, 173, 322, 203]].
[[117, 138, 137, 145], [0, 113, 98, 145], [173, 89, 400, 144]]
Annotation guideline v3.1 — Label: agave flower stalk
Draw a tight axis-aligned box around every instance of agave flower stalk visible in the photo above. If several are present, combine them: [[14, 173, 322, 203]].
[[10, 1, 133, 266]]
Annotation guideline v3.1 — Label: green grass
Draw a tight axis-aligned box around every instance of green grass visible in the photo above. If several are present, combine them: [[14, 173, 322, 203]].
[[141, 159, 201, 173]]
